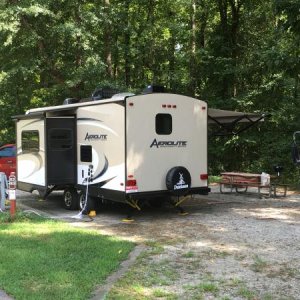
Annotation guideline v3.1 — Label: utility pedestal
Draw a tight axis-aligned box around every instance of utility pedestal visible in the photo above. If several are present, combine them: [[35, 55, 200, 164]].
[[9, 172, 17, 218]]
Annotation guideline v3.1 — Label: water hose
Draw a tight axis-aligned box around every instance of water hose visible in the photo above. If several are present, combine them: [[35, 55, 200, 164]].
[[72, 165, 94, 221]]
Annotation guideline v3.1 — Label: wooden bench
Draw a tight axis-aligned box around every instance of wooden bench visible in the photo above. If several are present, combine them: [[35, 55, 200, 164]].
[[219, 172, 289, 198], [219, 172, 271, 197]]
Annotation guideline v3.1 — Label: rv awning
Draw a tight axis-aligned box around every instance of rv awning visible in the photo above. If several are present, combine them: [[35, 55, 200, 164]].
[[207, 108, 267, 136]]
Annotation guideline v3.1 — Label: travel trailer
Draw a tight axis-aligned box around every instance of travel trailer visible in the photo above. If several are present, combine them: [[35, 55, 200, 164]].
[[14, 87, 264, 211]]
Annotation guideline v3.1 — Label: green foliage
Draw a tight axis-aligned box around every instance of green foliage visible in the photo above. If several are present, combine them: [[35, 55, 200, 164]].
[[0, 0, 299, 181]]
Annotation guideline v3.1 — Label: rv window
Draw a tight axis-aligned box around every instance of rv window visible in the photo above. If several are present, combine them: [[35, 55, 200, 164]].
[[80, 145, 92, 162], [156, 114, 172, 135], [22, 131, 39, 152], [49, 129, 73, 150]]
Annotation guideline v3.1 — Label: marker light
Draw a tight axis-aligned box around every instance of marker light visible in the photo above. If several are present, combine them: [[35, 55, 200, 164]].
[[200, 174, 208, 180]]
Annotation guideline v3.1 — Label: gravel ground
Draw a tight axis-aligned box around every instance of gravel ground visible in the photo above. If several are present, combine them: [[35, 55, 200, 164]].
[[13, 187, 300, 299]]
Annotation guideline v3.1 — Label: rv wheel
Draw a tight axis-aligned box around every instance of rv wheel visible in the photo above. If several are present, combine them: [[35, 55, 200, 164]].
[[166, 166, 191, 196], [63, 187, 79, 210], [78, 191, 94, 213]]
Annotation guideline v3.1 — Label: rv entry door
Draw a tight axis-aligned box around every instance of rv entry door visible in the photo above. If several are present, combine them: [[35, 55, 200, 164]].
[[46, 117, 76, 185]]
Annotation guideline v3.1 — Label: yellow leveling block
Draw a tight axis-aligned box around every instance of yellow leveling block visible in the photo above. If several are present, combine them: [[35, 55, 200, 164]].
[[122, 218, 135, 223], [88, 210, 96, 217]]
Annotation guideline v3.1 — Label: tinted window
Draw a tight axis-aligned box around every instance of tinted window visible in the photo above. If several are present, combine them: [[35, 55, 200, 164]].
[[156, 114, 172, 135], [22, 131, 39, 152], [49, 129, 73, 150], [0, 146, 15, 157], [80, 145, 92, 162]]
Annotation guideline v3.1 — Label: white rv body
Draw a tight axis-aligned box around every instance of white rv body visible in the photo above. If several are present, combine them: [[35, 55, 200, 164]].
[[76, 103, 125, 192], [16, 118, 46, 187], [126, 94, 207, 193], [15, 92, 210, 208]]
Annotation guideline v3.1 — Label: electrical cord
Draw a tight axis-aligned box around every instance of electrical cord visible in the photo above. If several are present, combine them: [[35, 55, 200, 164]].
[[72, 165, 94, 221]]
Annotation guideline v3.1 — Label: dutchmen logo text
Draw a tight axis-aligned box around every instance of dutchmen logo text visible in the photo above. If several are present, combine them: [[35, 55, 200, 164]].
[[85, 133, 107, 141], [174, 173, 188, 190], [150, 138, 187, 148]]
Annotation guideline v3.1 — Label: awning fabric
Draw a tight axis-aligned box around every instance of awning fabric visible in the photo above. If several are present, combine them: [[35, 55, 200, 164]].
[[207, 108, 267, 136]]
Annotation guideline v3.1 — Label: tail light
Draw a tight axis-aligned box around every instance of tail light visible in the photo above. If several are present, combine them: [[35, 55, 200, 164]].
[[126, 176, 138, 193], [200, 174, 208, 180], [126, 179, 137, 186]]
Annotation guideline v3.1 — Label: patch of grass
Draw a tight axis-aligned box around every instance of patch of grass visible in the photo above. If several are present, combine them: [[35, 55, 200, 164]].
[[0, 211, 134, 300], [267, 264, 300, 279], [202, 249, 230, 259], [198, 282, 219, 294], [183, 285, 205, 300], [144, 241, 165, 255], [182, 251, 195, 258], [183, 281, 219, 300], [107, 250, 179, 299], [184, 281, 219, 297], [145, 259, 178, 286], [251, 255, 268, 272], [153, 288, 178, 299], [237, 286, 257, 300], [262, 294, 273, 300], [0, 210, 42, 223], [227, 277, 244, 287]]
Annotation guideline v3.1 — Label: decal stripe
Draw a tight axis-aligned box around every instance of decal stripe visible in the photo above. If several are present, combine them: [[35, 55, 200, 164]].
[[93, 156, 109, 180], [77, 117, 103, 122], [94, 176, 116, 188]]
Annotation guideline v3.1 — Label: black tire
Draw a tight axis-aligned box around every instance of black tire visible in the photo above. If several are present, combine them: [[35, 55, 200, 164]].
[[63, 187, 79, 210], [78, 191, 86, 211], [166, 166, 191, 196], [78, 191, 95, 214]]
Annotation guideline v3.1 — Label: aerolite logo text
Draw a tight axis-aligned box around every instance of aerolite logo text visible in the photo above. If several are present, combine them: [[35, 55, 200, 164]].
[[85, 133, 107, 141], [150, 138, 187, 148]]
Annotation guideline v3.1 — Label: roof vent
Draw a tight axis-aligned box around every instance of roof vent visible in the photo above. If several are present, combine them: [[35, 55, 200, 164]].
[[63, 98, 79, 105], [143, 85, 165, 94]]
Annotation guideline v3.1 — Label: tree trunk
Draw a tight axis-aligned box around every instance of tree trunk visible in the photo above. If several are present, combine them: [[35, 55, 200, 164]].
[[188, 0, 197, 97], [217, 0, 230, 99], [123, 0, 131, 87], [229, 0, 242, 98], [168, 36, 176, 92], [103, 0, 113, 79]]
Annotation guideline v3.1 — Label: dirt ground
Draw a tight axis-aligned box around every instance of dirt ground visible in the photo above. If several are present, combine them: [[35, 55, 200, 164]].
[[17, 187, 300, 299]]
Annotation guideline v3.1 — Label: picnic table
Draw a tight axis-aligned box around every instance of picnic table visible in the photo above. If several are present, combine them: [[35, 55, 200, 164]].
[[219, 172, 288, 198]]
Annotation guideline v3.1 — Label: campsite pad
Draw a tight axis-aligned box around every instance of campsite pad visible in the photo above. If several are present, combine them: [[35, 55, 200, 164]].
[[16, 188, 300, 299]]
